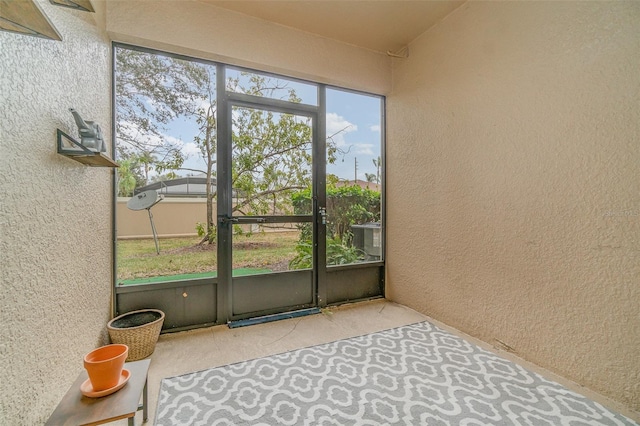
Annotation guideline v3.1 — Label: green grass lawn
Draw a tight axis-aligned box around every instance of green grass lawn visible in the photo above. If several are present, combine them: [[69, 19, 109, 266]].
[[117, 231, 299, 285]]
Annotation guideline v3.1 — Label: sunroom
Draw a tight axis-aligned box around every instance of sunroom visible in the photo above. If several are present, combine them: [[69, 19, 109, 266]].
[[1, 0, 638, 424]]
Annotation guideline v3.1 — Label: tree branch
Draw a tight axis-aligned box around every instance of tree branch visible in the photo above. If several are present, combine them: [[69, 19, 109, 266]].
[[232, 186, 307, 212]]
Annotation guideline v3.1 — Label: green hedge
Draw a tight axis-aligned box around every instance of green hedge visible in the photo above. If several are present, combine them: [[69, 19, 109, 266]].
[[291, 184, 381, 240], [289, 184, 381, 269]]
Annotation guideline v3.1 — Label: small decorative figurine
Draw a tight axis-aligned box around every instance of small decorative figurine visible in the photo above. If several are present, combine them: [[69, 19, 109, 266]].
[[69, 108, 105, 152]]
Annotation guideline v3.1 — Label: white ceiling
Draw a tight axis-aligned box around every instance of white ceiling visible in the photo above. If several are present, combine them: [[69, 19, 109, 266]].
[[200, 1, 465, 53]]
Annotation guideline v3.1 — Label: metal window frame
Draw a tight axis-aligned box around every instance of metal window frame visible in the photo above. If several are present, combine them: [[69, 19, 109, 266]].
[[111, 42, 386, 327]]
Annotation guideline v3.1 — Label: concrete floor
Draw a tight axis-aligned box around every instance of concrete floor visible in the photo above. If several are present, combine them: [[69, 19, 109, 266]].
[[118, 299, 639, 425]]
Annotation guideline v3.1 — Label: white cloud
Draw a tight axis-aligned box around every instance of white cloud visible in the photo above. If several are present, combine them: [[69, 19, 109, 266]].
[[181, 142, 201, 156], [118, 121, 196, 155], [165, 135, 185, 145], [354, 143, 374, 156], [326, 112, 357, 147], [196, 98, 213, 113], [148, 133, 184, 149], [370, 124, 381, 132], [145, 98, 158, 113], [118, 120, 159, 148]]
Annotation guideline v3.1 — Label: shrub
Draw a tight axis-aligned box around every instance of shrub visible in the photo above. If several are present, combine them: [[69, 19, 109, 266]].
[[289, 235, 363, 269], [291, 184, 381, 241], [290, 183, 380, 267], [196, 222, 216, 243]]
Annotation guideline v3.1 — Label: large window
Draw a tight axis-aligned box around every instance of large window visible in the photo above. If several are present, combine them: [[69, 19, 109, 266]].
[[114, 46, 219, 286], [114, 44, 384, 288], [325, 88, 383, 266]]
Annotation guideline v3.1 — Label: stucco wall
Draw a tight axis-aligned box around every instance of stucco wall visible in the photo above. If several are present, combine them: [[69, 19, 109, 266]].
[[105, 0, 391, 95], [0, 1, 112, 424], [117, 197, 210, 238], [387, 0, 639, 413]]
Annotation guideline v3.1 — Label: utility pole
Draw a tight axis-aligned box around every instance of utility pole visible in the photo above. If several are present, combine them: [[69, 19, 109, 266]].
[[354, 157, 358, 182]]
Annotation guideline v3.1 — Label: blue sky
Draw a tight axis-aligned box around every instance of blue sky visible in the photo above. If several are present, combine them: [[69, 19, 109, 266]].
[[326, 88, 382, 182]]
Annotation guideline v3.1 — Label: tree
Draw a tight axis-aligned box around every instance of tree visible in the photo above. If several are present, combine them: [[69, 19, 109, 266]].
[[116, 48, 218, 243], [363, 156, 382, 184], [116, 154, 150, 197], [150, 172, 179, 183], [230, 74, 314, 217], [116, 157, 139, 197], [193, 71, 319, 243], [191, 67, 217, 243], [115, 47, 344, 245], [114, 47, 208, 182], [373, 156, 381, 183]]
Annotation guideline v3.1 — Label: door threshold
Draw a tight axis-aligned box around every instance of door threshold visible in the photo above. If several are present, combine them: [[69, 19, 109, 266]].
[[228, 307, 321, 329]]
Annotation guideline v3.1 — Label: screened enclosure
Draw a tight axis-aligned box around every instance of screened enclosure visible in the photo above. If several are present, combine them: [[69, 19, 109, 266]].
[[113, 43, 385, 330]]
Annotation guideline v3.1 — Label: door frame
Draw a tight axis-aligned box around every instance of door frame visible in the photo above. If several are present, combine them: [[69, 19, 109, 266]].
[[215, 65, 327, 323]]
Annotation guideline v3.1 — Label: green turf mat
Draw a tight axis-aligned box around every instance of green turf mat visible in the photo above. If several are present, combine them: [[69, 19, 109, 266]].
[[118, 268, 271, 285]]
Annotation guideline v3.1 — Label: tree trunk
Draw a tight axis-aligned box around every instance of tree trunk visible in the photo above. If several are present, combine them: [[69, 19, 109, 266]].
[[205, 116, 215, 244]]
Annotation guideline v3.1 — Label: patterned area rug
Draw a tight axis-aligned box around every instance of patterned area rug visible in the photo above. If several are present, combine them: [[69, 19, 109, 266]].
[[156, 321, 637, 425]]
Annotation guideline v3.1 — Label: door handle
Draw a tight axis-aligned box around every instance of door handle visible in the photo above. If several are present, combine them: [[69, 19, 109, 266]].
[[218, 215, 239, 225], [318, 207, 327, 225]]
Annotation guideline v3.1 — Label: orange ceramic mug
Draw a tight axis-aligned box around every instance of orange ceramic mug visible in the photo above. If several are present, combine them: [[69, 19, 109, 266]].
[[84, 344, 128, 391]]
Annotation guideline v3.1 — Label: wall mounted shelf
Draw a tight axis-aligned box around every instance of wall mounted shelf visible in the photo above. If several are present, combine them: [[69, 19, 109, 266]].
[[57, 129, 118, 167]]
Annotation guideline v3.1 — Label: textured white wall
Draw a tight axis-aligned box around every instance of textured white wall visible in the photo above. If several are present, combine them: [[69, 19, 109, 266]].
[[106, 0, 391, 94], [387, 1, 639, 413], [0, 1, 112, 424]]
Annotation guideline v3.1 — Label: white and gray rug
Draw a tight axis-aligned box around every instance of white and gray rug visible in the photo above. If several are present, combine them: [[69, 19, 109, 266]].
[[156, 321, 637, 425]]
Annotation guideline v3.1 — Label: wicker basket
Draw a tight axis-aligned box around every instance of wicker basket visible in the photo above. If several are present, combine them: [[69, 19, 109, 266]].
[[107, 309, 165, 361]]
